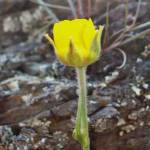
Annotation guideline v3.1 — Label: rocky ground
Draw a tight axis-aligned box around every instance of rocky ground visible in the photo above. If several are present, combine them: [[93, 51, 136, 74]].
[[0, 0, 150, 150]]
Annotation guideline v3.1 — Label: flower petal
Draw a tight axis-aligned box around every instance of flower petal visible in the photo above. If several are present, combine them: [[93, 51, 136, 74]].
[[53, 20, 71, 55], [83, 19, 96, 50]]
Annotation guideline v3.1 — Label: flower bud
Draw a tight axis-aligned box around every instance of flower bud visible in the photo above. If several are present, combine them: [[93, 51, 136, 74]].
[[45, 19, 103, 67]]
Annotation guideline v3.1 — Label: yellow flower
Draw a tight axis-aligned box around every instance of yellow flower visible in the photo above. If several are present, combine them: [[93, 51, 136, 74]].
[[45, 19, 103, 67]]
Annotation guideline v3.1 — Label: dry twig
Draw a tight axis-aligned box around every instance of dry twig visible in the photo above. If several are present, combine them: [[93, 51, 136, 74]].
[[67, 0, 77, 18]]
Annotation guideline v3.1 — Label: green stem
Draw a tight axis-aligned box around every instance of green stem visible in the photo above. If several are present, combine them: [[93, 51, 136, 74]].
[[73, 67, 90, 150]]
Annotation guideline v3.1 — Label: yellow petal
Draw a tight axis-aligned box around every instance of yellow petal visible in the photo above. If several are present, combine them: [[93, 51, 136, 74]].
[[53, 19, 88, 64], [83, 19, 96, 50], [69, 19, 87, 50], [53, 20, 71, 55]]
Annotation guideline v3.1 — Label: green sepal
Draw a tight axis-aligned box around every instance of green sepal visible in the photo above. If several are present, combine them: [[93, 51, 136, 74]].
[[90, 25, 104, 58], [65, 39, 83, 67]]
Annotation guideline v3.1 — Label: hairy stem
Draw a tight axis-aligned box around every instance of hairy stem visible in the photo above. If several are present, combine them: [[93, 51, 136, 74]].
[[73, 67, 90, 150]]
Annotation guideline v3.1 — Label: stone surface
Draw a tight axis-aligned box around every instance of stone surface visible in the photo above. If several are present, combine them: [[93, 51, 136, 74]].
[[0, 0, 150, 150]]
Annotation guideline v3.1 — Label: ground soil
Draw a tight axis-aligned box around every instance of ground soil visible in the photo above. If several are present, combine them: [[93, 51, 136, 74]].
[[0, 0, 150, 150]]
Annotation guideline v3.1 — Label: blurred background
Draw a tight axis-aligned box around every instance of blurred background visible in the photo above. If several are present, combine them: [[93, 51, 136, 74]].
[[0, 0, 150, 150]]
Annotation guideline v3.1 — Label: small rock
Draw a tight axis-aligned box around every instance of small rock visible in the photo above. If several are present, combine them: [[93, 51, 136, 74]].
[[3, 16, 21, 32], [131, 85, 141, 96], [117, 118, 126, 126], [105, 71, 119, 84], [121, 125, 136, 133]]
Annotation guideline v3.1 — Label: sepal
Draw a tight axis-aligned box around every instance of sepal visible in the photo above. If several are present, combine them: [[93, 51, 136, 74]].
[[90, 25, 104, 56]]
